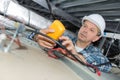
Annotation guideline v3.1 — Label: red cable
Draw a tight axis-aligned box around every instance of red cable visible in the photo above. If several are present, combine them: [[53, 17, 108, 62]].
[[86, 63, 101, 76], [47, 48, 66, 58]]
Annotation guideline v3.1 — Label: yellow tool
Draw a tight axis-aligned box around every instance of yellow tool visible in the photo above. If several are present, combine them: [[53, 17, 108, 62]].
[[47, 20, 65, 40]]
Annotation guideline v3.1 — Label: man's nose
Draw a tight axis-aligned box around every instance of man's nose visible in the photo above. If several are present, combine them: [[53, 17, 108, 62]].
[[83, 27, 89, 33]]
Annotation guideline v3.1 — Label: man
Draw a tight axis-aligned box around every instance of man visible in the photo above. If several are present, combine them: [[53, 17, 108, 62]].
[[30, 14, 112, 72]]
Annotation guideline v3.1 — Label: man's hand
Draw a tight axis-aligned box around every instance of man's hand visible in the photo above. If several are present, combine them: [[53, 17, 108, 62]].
[[36, 28, 56, 48], [59, 36, 77, 55], [59, 36, 86, 63]]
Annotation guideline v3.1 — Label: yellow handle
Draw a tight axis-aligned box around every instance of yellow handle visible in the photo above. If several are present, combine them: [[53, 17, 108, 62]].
[[47, 20, 65, 40]]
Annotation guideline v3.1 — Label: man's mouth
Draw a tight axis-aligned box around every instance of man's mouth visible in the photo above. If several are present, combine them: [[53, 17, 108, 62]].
[[80, 33, 86, 38]]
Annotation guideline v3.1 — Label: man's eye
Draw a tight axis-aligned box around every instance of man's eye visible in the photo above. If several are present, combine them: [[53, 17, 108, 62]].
[[91, 29, 95, 32], [83, 25, 86, 28]]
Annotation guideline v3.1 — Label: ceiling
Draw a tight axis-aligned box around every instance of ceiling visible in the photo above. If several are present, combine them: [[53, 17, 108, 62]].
[[17, 0, 120, 33]]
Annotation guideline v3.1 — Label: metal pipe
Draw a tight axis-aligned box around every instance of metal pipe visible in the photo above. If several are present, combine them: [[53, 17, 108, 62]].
[[0, 0, 51, 29]]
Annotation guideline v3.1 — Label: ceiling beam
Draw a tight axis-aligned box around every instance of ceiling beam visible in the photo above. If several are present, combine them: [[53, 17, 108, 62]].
[[32, 0, 81, 27], [60, 0, 107, 8], [51, 0, 66, 4], [66, 3, 120, 12], [73, 10, 120, 17]]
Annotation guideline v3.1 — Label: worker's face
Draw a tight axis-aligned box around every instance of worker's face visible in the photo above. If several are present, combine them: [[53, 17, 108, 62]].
[[78, 20, 100, 43]]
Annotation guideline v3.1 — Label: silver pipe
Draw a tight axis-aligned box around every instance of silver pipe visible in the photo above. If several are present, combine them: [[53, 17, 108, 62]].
[[0, 0, 51, 29], [0, 15, 17, 29]]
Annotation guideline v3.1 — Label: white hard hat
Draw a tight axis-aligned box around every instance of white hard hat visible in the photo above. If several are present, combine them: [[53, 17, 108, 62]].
[[82, 14, 106, 36]]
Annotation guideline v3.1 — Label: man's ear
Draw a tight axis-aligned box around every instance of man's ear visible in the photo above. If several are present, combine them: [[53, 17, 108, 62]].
[[92, 36, 101, 42]]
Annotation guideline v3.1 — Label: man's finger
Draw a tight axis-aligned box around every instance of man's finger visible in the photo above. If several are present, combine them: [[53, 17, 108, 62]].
[[40, 28, 55, 34], [38, 40, 54, 48], [37, 34, 56, 46]]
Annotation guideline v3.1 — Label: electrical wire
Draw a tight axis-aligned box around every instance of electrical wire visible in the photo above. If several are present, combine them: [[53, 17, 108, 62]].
[[46, 0, 56, 20]]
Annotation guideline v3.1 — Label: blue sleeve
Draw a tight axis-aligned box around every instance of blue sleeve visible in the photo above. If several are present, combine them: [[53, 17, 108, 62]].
[[27, 31, 36, 40]]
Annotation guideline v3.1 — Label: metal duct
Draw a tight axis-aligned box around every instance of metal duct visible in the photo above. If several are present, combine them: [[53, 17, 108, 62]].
[[0, 0, 51, 29], [0, 15, 17, 29]]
